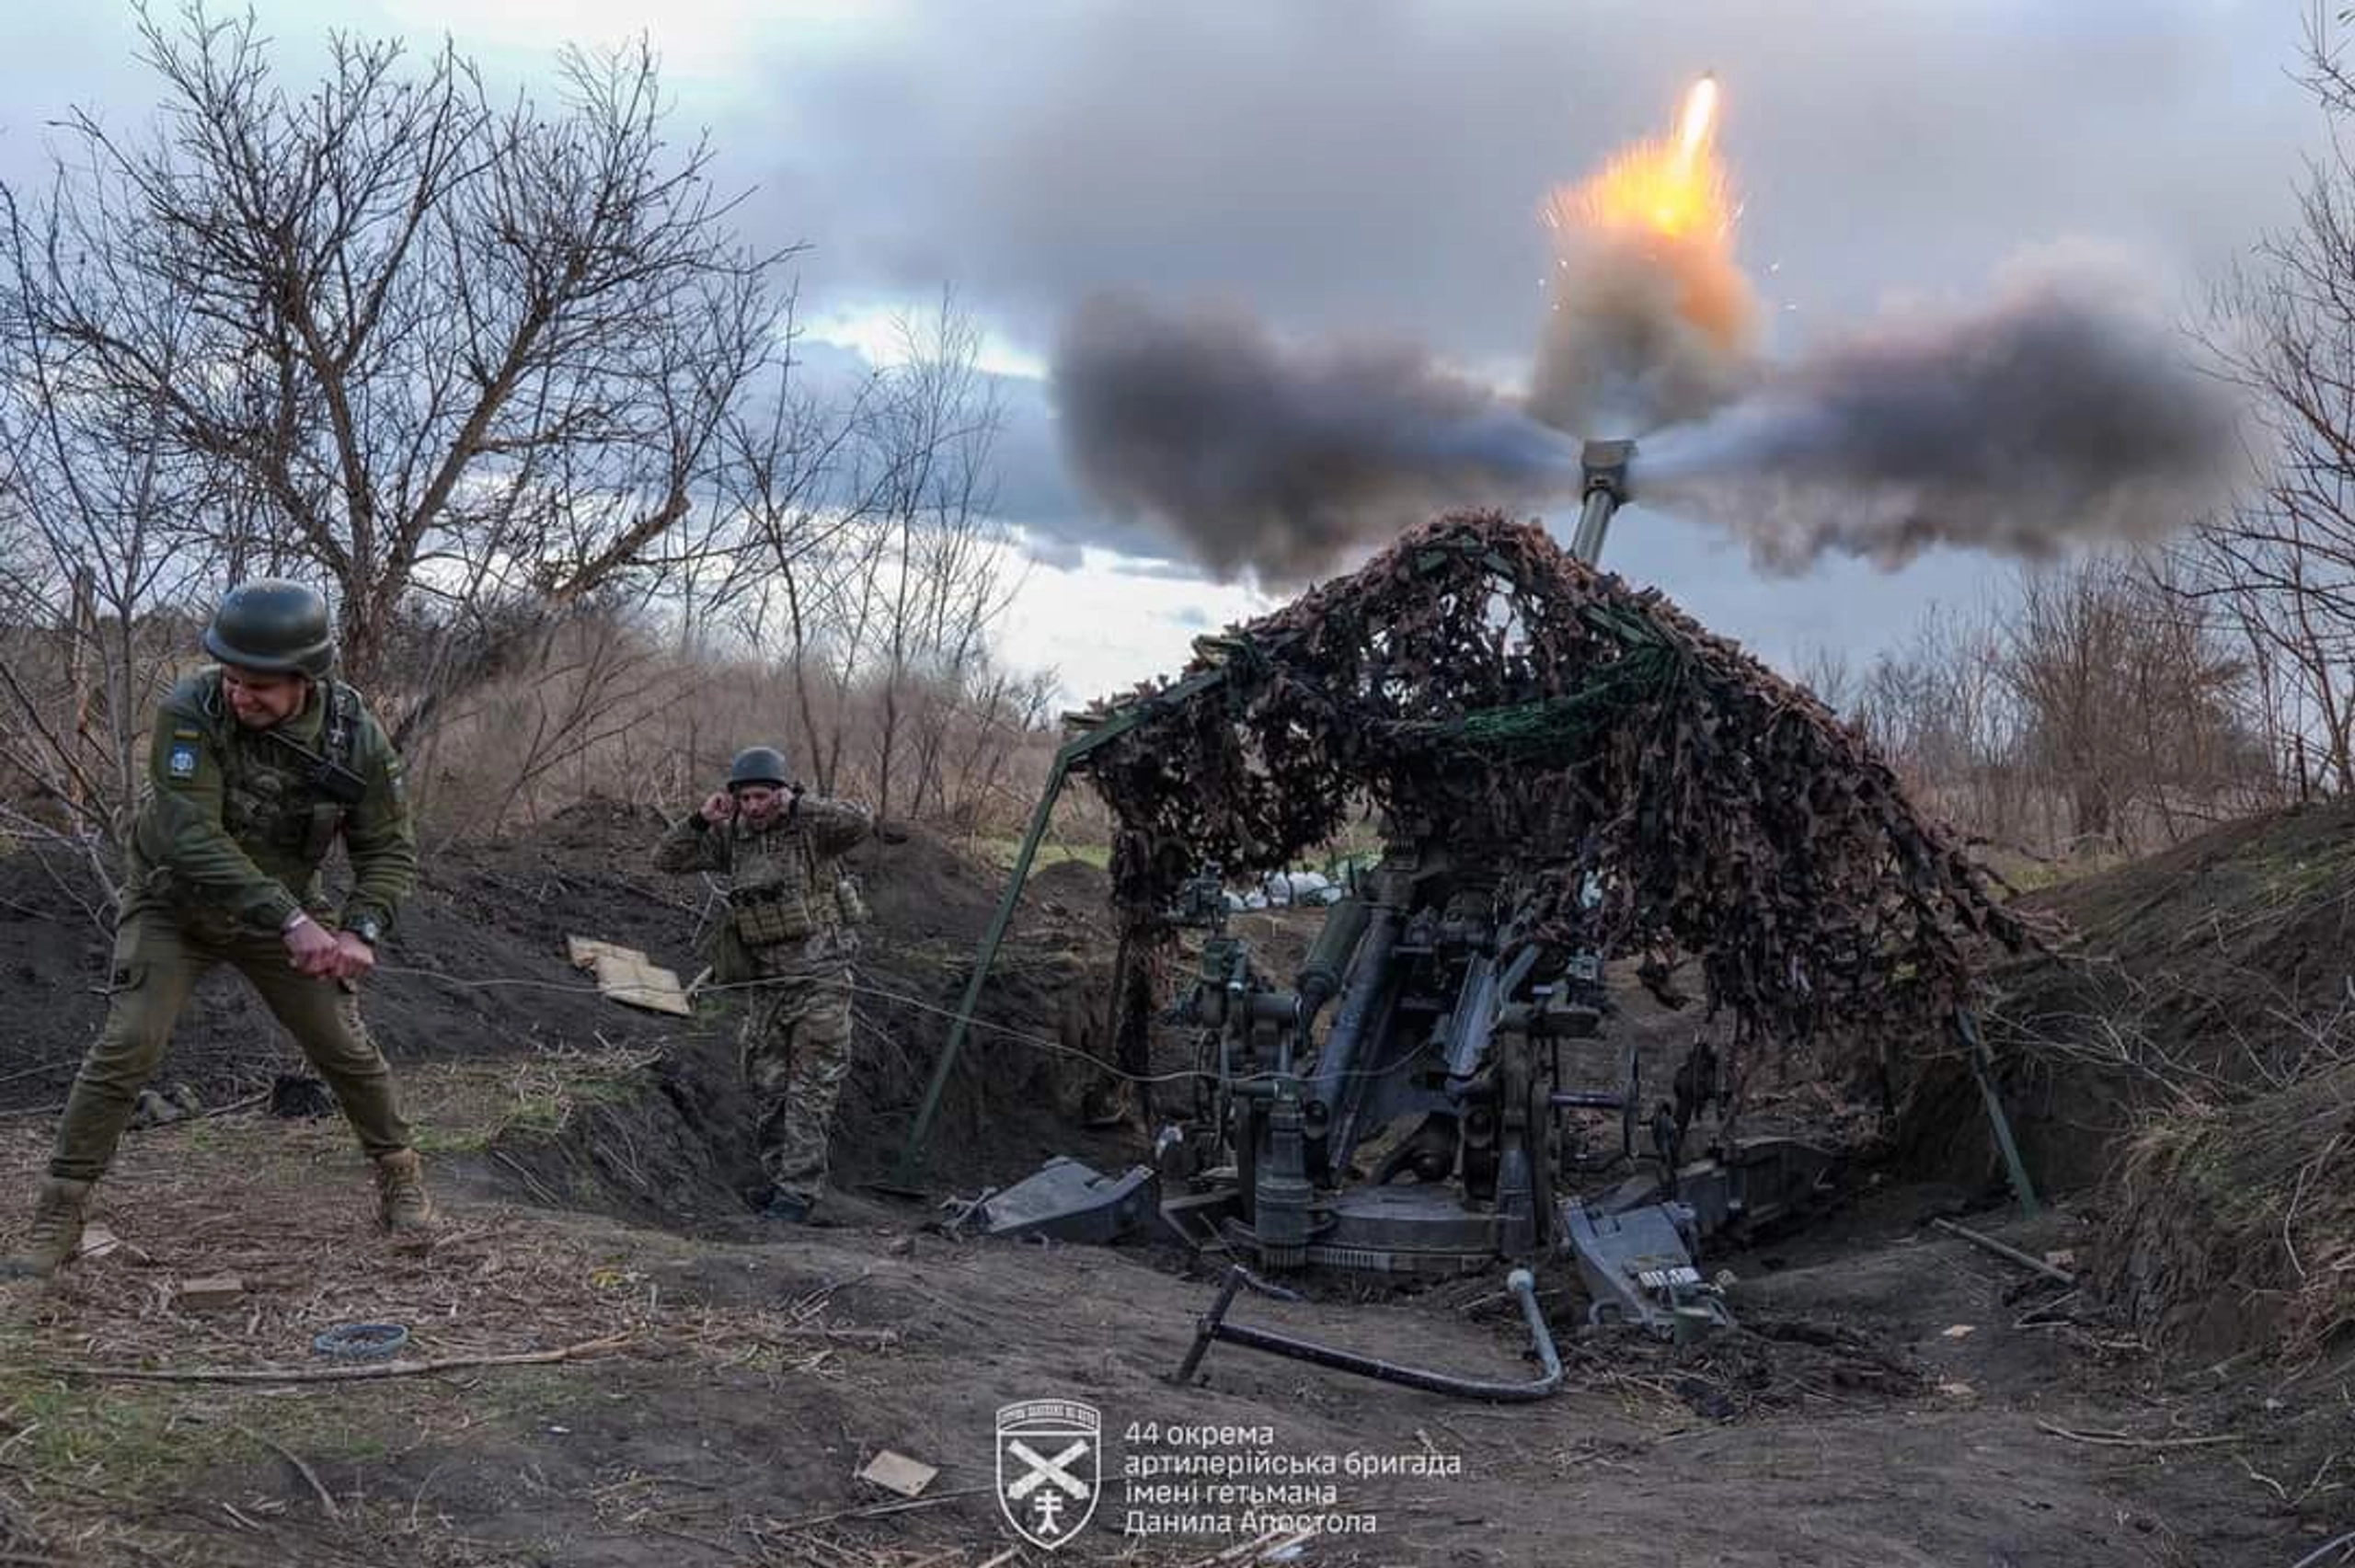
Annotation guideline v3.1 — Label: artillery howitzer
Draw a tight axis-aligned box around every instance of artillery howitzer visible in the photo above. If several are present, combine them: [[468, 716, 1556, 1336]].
[[1155, 830, 1832, 1355], [894, 439, 2011, 1400]]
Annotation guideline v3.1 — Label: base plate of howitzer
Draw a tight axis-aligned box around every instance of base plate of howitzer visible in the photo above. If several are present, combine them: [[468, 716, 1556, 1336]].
[[947, 840, 1836, 1402]]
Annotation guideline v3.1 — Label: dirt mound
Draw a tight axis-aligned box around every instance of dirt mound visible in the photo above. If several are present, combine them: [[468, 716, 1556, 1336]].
[[1028, 853, 1110, 910], [0, 801, 1140, 1210], [2097, 1060, 2355, 1358], [0, 803, 706, 1116], [1883, 798, 2355, 1364], [485, 1036, 769, 1230], [1895, 799, 2355, 1197], [2014, 798, 2355, 1090], [0, 843, 120, 1111], [856, 826, 1023, 947]]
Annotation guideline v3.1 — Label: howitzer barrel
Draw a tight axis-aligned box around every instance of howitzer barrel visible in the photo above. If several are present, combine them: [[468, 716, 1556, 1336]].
[[1308, 908, 1398, 1108], [1295, 896, 1371, 1017], [1570, 438, 1634, 566]]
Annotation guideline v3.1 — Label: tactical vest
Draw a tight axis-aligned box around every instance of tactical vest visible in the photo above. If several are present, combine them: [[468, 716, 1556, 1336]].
[[727, 822, 828, 947], [210, 675, 366, 865]]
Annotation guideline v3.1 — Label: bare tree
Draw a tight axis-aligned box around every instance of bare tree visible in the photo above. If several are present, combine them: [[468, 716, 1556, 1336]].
[[1792, 642, 1855, 716], [710, 303, 890, 793], [1853, 561, 2275, 858], [3, 5, 793, 727], [2184, 8, 2355, 795], [862, 295, 1017, 823], [704, 293, 1020, 817], [0, 175, 242, 871], [1850, 600, 2022, 841]]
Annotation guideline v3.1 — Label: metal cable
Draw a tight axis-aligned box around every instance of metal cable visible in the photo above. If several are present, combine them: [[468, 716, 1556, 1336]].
[[368, 958, 1451, 1093]]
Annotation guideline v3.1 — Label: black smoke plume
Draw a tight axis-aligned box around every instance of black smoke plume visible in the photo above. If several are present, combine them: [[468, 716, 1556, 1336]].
[[1633, 262, 2245, 567], [1050, 293, 1580, 581]]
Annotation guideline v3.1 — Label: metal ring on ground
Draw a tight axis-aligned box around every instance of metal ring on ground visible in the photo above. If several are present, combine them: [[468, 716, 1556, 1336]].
[[311, 1322, 410, 1361]]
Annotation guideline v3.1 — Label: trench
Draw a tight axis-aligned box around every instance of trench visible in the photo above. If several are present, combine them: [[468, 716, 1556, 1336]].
[[478, 943, 1155, 1237]]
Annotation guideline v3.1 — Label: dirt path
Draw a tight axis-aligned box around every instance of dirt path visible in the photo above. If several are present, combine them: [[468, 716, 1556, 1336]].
[[0, 1053, 2318, 1568]]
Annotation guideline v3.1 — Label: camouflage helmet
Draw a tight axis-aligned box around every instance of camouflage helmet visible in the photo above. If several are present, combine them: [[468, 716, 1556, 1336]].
[[203, 580, 335, 679], [727, 745, 790, 792]]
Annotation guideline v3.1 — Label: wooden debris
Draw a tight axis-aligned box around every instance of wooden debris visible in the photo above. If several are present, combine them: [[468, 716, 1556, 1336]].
[[74, 1223, 147, 1265], [178, 1275, 244, 1310], [568, 935, 694, 1017], [567, 935, 628, 967], [1930, 1218, 2080, 1288], [2035, 1419, 2241, 1450], [857, 1449, 938, 1497], [48, 1333, 632, 1385], [235, 1424, 342, 1519], [762, 1485, 993, 1536]]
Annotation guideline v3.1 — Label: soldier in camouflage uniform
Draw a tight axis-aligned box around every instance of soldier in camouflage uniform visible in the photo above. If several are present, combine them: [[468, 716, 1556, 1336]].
[[3, 581, 430, 1280], [655, 746, 871, 1222]]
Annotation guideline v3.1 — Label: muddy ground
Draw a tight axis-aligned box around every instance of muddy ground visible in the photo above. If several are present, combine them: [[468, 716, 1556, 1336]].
[[0, 805, 2345, 1566]]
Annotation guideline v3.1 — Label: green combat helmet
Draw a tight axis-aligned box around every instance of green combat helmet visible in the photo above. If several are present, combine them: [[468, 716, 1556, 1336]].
[[728, 746, 790, 792], [204, 580, 335, 678]]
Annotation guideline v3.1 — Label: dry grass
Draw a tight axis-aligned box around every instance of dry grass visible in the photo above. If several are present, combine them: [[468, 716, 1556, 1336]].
[[0, 1060, 917, 1568], [0, 1059, 1274, 1568], [2098, 1059, 2355, 1362]]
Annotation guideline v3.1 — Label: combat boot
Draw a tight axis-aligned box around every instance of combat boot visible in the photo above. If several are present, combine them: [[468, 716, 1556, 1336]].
[[372, 1149, 435, 1236], [0, 1177, 92, 1279]]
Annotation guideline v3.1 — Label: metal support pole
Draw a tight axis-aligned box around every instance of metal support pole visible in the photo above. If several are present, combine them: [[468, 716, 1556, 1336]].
[[891, 752, 1071, 1187], [890, 659, 1249, 1185], [1957, 1007, 2039, 1217], [1173, 1265, 1565, 1403]]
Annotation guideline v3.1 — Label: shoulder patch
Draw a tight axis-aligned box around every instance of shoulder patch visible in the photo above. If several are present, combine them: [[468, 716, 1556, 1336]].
[[166, 742, 199, 781], [171, 727, 201, 740]]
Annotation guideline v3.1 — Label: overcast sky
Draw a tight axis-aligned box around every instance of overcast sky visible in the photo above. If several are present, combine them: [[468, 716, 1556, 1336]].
[[0, 1, 2325, 702]]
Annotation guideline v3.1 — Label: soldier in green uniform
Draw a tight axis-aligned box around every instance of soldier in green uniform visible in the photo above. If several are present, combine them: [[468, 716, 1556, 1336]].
[[2, 581, 431, 1279], [655, 747, 871, 1222]]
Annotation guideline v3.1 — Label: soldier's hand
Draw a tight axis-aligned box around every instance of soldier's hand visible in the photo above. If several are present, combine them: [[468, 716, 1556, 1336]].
[[282, 913, 341, 978], [700, 789, 736, 824], [330, 931, 376, 982]]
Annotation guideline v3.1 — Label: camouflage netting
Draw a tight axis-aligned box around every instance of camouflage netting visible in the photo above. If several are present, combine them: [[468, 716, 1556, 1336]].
[[1079, 510, 2028, 1061]]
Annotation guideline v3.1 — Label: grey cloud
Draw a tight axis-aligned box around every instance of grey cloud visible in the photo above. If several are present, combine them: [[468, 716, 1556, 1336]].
[[9, 0, 2312, 678], [736, 0, 2311, 373], [759, 334, 1165, 564], [719, 0, 2315, 603], [1109, 555, 1220, 583], [982, 370, 1177, 560], [1005, 524, 1085, 571]]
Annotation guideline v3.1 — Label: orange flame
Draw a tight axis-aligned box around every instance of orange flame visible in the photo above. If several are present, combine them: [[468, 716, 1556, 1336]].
[[1547, 74, 1732, 244]]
